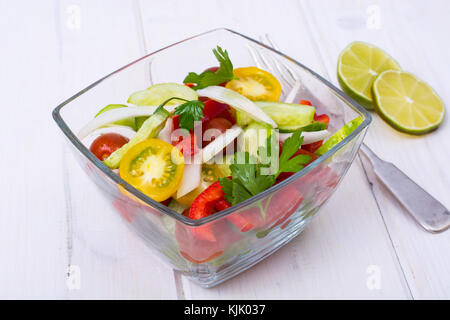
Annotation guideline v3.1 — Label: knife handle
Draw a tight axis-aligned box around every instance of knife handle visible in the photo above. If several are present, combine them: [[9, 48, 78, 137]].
[[359, 143, 450, 233]]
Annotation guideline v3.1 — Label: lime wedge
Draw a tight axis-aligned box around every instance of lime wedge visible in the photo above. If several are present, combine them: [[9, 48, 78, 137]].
[[372, 70, 445, 134], [315, 117, 363, 156], [337, 42, 401, 109]]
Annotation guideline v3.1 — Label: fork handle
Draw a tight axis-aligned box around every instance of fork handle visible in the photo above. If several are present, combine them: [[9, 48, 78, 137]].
[[359, 143, 450, 233]]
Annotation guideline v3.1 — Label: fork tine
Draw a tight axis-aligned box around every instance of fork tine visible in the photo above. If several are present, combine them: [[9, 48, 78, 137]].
[[246, 43, 265, 69], [247, 44, 292, 92], [264, 34, 301, 83], [249, 43, 280, 76], [257, 36, 297, 87]]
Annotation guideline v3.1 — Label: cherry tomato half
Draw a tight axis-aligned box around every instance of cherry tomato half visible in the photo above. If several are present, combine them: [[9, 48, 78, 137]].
[[90, 133, 129, 161], [203, 117, 233, 147], [226, 67, 282, 101], [119, 139, 184, 202]]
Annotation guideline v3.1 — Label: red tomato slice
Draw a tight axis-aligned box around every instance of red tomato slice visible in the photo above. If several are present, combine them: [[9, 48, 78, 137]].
[[202, 99, 230, 123], [216, 107, 236, 125], [203, 117, 233, 147], [262, 186, 303, 229], [90, 133, 129, 161], [172, 115, 180, 130], [302, 140, 323, 153], [175, 133, 199, 156], [204, 118, 232, 133]]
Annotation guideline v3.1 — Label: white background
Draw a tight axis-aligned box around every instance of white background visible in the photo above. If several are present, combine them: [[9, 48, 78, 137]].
[[1, 0, 449, 299]]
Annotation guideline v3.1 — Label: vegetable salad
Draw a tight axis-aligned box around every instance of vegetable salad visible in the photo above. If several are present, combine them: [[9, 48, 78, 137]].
[[79, 46, 361, 244]]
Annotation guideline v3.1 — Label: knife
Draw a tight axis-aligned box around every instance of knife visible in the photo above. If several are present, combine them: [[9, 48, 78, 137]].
[[359, 143, 450, 233]]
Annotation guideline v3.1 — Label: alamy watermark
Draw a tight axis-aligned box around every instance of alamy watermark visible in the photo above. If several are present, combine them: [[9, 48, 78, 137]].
[[66, 4, 81, 30], [366, 4, 381, 30], [366, 264, 381, 290]]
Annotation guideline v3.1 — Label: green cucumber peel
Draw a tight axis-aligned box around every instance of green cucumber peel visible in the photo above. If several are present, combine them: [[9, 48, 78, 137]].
[[103, 107, 170, 169], [315, 116, 363, 156]]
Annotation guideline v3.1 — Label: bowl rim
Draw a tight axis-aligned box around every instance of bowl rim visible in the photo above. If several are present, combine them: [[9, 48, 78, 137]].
[[52, 27, 372, 227]]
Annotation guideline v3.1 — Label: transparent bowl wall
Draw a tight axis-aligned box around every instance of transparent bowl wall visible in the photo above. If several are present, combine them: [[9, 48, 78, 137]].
[[53, 29, 371, 288]]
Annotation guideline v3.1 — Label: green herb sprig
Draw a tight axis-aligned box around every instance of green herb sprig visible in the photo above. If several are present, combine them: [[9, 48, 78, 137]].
[[183, 46, 235, 90], [219, 130, 311, 205], [154, 97, 204, 131]]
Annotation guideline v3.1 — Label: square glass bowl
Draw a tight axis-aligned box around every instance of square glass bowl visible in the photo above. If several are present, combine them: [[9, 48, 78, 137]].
[[53, 28, 371, 288]]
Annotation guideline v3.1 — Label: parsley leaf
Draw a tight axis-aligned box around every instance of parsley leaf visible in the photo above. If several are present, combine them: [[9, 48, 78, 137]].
[[276, 131, 311, 177], [173, 100, 204, 131], [229, 152, 276, 196], [219, 152, 276, 206], [219, 130, 312, 206], [183, 46, 235, 90]]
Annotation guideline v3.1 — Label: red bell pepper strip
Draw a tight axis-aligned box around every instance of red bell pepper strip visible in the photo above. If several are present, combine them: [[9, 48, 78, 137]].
[[188, 181, 227, 242], [299, 99, 312, 106]]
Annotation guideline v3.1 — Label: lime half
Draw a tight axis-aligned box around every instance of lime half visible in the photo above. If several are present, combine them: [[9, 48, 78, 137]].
[[337, 42, 401, 109], [372, 70, 445, 134]]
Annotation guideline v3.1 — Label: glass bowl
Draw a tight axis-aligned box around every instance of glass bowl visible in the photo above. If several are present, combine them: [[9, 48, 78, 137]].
[[53, 28, 371, 288]]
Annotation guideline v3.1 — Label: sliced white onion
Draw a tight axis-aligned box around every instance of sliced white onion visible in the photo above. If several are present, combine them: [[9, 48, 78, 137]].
[[284, 80, 302, 103], [202, 126, 243, 163], [78, 105, 178, 140], [197, 86, 277, 127], [157, 116, 173, 143], [176, 163, 201, 198], [279, 130, 330, 145], [80, 125, 137, 148]]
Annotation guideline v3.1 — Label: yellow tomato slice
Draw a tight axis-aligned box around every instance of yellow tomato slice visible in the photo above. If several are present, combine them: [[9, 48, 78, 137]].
[[225, 67, 282, 101], [119, 139, 184, 202]]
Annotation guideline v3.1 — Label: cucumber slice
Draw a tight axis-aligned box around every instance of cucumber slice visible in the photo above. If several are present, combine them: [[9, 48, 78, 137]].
[[128, 83, 198, 130], [278, 121, 328, 133], [254, 101, 315, 131], [236, 110, 253, 126], [314, 117, 363, 156], [241, 122, 273, 157], [95, 104, 136, 130], [104, 107, 170, 169]]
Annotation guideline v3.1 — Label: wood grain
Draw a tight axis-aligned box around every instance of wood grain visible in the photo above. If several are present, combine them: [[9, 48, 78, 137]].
[[139, 0, 409, 299], [302, 0, 450, 298], [1, 0, 449, 299]]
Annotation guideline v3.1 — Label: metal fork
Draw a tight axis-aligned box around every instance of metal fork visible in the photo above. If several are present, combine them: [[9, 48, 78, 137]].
[[249, 34, 450, 233]]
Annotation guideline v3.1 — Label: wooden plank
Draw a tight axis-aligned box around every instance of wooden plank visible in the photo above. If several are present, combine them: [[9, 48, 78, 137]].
[[0, 0, 68, 298], [139, 0, 409, 299], [302, 0, 450, 298], [56, 0, 178, 299]]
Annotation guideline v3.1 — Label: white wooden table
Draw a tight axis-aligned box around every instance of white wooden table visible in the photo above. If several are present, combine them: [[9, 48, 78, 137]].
[[1, 0, 449, 299]]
